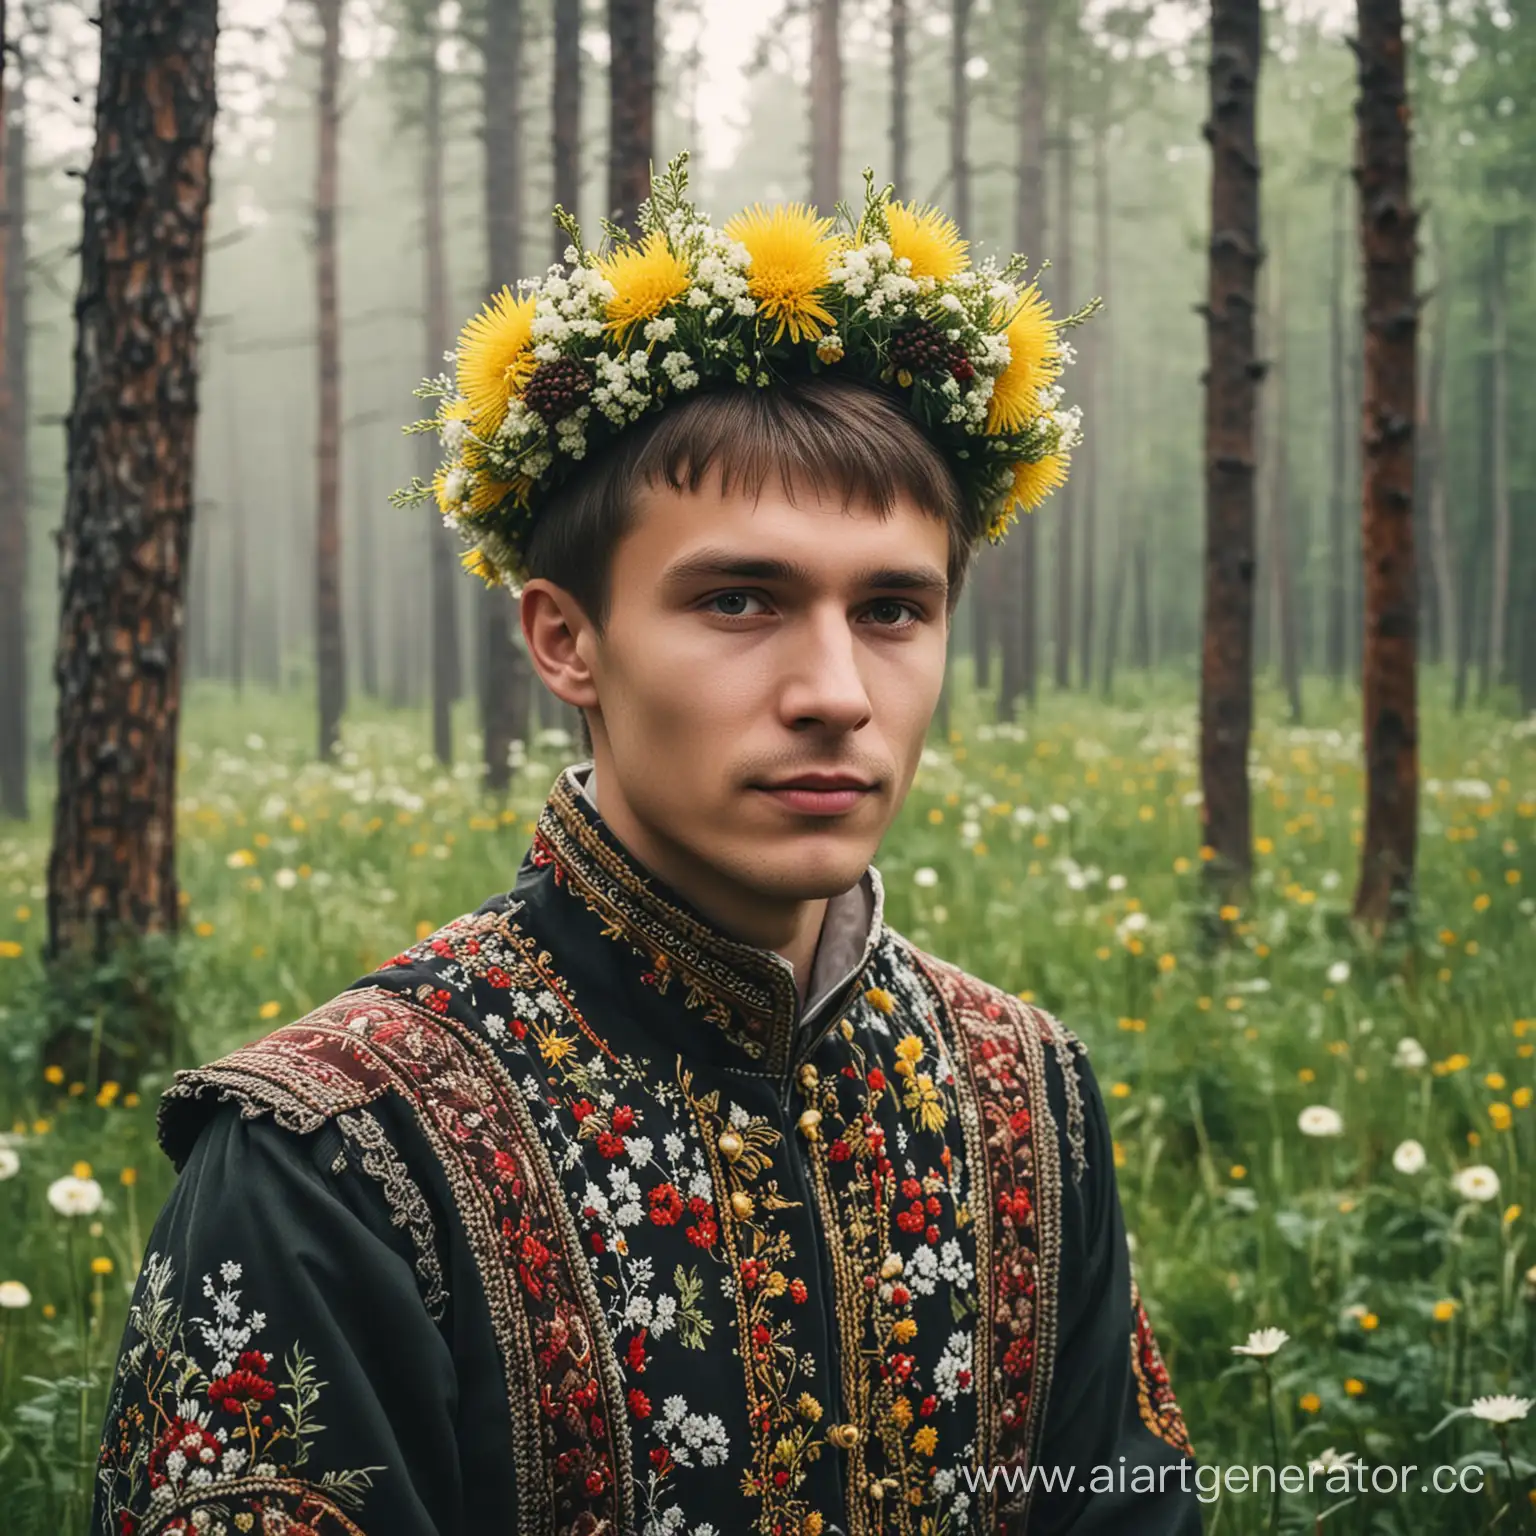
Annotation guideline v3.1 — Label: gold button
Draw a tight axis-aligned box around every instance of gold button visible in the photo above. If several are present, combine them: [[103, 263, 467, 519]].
[[798, 1108, 822, 1138], [717, 1130, 744, 1161], [730, 1191, 754, 1220], [826, 1422, 859, 1450]]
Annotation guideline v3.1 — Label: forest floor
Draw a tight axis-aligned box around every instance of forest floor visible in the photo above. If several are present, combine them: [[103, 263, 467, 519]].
[[1, 674, 1533, 1533]]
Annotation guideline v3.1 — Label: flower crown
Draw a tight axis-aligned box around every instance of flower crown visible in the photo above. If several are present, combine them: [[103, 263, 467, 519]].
[[393, 152, 1096, 592]]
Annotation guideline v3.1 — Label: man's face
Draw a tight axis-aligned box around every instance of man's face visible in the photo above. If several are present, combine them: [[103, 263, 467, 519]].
[[567, 473, 950, 903]]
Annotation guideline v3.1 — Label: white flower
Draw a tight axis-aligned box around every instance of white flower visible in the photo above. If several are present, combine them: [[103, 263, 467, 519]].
[[1391, 1139, 1427, 1175], [0, 1148, 19, 1181], [1326, 960, 1351, 985], [1393, 1036, 1428, 1070], [1453, 1165, 1501, 1203], [1048, 803, 1071, 823], [1298, 1105, 1344, 1138], [0, 1280, 32, 1308], [1469, 1394, 1533, 1425], [47, 1175, 104, 1217], [1231, 1327, 1290, 1358], [913, 867, 939, 889], [1106, 874, 1127, 892], [273, 867, 298, 890], [1307, 1447, 1357, 1475]]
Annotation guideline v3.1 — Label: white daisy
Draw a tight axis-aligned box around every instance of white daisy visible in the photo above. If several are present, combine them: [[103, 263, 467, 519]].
[[1469, 1394, 1533, 1425], [1453, 1165, 1501, 1203], [1391, 1139, 1427, 1175], [1298, 1106, 1344, 1138], [1231, 1327, 1290, 1358]]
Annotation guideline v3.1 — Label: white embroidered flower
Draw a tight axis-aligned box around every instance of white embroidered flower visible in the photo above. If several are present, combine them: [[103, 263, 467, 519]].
[[934, 1330, 974, 1402], [1231, 1327, 1289, 1358], [1453, 1165, 1501, 1203], [626, 1135, 654, 1168], [903, 1243, 940, 1296], [623, 1292, 654, 1329], [728, 1103, 752, 1129], [937, 1238, 975, 1291], [1297, 1105, 1343, 1137], [47, 1174, 104, 1217], [650, 1293, 678, 1336], [1391, 1139, 1427, 1175], [1469, 1394, 1533, 1425], [656, 1395, 731, 1467], [663, 1133, 686, 1162]]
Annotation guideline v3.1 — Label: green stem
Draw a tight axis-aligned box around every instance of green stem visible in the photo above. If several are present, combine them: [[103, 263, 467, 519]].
[[1263, 1362, 1282, 1535]]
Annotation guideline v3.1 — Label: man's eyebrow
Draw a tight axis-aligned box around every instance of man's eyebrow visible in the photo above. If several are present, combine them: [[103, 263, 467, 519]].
[[660, 549, 949, 599]]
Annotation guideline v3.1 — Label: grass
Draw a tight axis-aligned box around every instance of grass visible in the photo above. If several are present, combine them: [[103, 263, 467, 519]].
[[1, 672, 1533, 1532]]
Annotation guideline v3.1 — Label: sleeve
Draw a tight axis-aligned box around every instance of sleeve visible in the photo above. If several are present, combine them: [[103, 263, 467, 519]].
[[1028, 1046, 1204, 1535], [92, 1105, 473, 1536]]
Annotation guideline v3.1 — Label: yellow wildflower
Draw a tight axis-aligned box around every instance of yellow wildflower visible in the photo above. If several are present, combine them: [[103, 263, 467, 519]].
[[598, 233, 691, 344], [882, 201, 968, 281], [724, 204, 839, 344], [1432, 1299, 1457, 1322], [1298, 1393, 1321, 1414], [456, 286, 537, 436], [986, 284, 1060, 434]]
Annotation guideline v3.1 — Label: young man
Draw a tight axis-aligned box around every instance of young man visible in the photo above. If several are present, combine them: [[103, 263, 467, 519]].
[[95, 171, 1201, 1535]]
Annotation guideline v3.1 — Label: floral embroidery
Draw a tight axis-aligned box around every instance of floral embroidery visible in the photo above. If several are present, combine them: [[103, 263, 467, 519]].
[[1130, 1274, 1194, 1458], [96, 1252, 380, 1536]]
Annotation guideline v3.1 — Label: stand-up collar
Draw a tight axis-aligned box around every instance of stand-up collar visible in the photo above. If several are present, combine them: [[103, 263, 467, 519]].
[[528, 761, 885, 1084]]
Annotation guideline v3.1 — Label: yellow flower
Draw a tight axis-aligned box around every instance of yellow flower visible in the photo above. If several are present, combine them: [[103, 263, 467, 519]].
[[912, 1425, 939, 1457], [892, 1317, 918, 1344], [1504, 1204, 1522, 1225], [1230, 1165, 1247, 1180], [258, 1001, 281, 1021], [1432, 1298, 1457, 1322], [1343, 1377, 1365, 1397], [193, 920, 215, 938], [866, 988, 896, 1016], [72, 1161, 93, 1179], [724, 203, 839, 344], [120, 1168, 137, 1187], [797, 1392, 823, 1422], [894, 1034, 923, 1062], [460, 547, 502, 587], [1110, 1082, 1132, 1099], [91, 1256, 113, 1276], [1489, 1102, 1513, 1131], [1219, 904, 1241, 922], [1298, 1392, 1322, 1414], [0, 940, 22, 959], [995, 453, 1070, 526], [456, 286, 537, 436], [986, 285, 1060, 434], [538, 1031, 576, 1066], [43, 1064, 64, 1086], [598, 233, 691, 344], [889, 1396, 914, 1428], [882, 201, 968, 282], [1360, 1312, 1379, 1330], [1514, 1087, 1533, 1109], [1112, 1140, 1126, 1168]]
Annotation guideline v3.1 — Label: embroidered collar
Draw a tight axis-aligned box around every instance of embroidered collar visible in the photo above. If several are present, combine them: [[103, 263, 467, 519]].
[[531, 761, 886, 1084]]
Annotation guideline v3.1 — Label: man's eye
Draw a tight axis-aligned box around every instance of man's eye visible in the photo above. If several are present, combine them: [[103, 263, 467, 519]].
[[707, 591, 767, 618], [867, 599, 922, 628]]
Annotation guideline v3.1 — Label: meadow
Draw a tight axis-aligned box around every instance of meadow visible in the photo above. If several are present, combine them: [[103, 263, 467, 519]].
[[0, 674, 1532, 1533]]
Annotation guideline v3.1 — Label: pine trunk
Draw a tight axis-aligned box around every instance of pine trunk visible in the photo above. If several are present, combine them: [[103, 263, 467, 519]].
[[1487, 222, 1510, 695], [1077, 98, 1108, 692], [1425, 232, 1456, 674], [482, 0, 533, 793], [810, 0, 841, 210], [1052, 42, 1075, 693], [423, 24, 458, 765], [1001, 0, 1051, 722], [0, 10, 27, 821], [1326, 172, 1348, 687], [1351, 0, 1419, 934], [1197, 0, 1262, 899], [607, 0, 655, 233], [315, 0, 345, 759], [46, 0, 219, 969], [553, 0, 581, 260]]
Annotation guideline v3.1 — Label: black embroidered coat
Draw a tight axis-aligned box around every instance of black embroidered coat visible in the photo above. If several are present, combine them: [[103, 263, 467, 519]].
[[94, 765, 1202, 1536]]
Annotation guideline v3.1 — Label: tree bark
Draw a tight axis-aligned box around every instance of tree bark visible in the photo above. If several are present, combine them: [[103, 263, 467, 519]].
[[1487, 221, 1510, 696], [481, 0, 533, 792], [1424, 229, 1455, 676], [46, 0, 219, 968], [1267, 240, 1301, 722], [1197, 0, 1262, 899], [810, 0, 842, 210], [553, 0, 581, 260], [1326, 170, 1348, 688], [422, 14, 458, 765], [0, 3, 27, 821], [607, 0, 655, 234], [1052, 35, 1075, 692], [1351, 0, 1419, 935], [890, 0, 909, 191], [315, 0, 345, 759], [1000, 0, 1052, 722], [1077, 92, 1108, 693]]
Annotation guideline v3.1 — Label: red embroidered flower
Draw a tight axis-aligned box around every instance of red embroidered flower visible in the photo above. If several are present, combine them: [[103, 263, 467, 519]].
[[890, 1284, 911, 1307], [1009, 1107, 1032, 1138], [485, 966, 511, 988], [1003, 1336, 1035, 1378], [789, 1278, 808, 1304], [208, 1352, 275, 1415], [867, 1068, 887, 1091], [650, 1446, 673, 1472], [595, 1132, 626, 1158], [590, 1232, 606, 1254], [148, 1418, 223, 1487], [829, 1139, 852, 1163], [611, 1105, 636, 1132], [427, 988, 451, 1014], [648, 1183, 683, 1225], [925, 1223, 940, 1244], [901, 1178, 923, 1200], [628, 1387, 652, 1418], [739, 1258, 766, 1289], [920, 1394, 938, 1417], [627, 1330, 648, 1373], [685, 1216, 718, 1249], [572, 1098, 596, 1122]]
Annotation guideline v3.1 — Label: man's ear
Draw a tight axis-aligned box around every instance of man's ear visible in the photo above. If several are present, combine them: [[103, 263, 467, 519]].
[[520, 579, 601, 714]]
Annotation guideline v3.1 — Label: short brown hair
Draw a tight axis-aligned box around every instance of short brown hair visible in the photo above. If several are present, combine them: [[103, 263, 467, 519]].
[[523, 376, 978, 758]]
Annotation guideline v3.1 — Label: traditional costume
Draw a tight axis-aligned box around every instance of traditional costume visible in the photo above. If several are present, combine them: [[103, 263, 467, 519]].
[[94, 157, 1200, 1536]]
